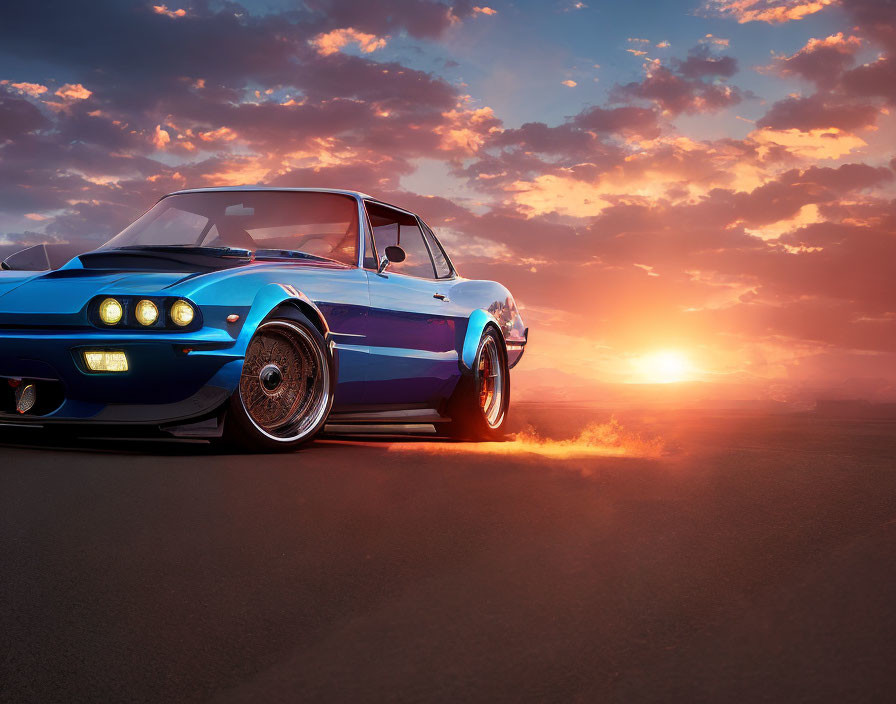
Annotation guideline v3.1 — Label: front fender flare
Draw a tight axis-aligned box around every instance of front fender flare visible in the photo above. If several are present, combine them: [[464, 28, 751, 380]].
[[460, 309, 503, 372], [235, 283, 329, 354]]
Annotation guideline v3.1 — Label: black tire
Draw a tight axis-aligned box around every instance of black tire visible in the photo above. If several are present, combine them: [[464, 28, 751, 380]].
[[445, 326, 510, 441], [222, 314, 334, 452]]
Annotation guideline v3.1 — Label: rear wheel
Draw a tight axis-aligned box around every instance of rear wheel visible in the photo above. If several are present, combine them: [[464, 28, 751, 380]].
[[445, 326, 509, 441], [223, 316, 333, 452]]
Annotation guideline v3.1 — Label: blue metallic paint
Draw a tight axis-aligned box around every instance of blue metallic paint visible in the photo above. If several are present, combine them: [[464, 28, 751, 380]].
[[0, 189, 526, 429]]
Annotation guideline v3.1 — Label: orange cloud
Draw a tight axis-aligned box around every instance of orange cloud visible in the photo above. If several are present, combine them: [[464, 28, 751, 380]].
[[198, 126, 238, 142], [4, 81, 48, 97], [310, 27, 387, 56], [473, 6, 498, 15], [152, 5, 186, 18], [800, 32, 861, 53], [700, 33, 730, 46], [508, 174, 613, 218], [151, 124, 171, 149], [750, 126, 867, 159], [435, 105, 500, 153], [201, 158, 271, 186], [744, 203, 825, 240], [54, 83, 91, 100], [43, 82, 92, 111], [561, 79, 577, 87], [705, 0, 838, 24]]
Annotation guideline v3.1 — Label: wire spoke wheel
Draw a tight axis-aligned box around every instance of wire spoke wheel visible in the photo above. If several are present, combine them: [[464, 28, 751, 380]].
[[477, 334, 504, 428], [238, 320, 329, 442]]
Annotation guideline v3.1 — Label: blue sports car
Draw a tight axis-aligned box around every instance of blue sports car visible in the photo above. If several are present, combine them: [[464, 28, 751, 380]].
[[0, 188, 527, 451]]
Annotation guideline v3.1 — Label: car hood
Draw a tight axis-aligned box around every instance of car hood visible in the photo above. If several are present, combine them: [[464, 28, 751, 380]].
[[0, 269, 197, 315]]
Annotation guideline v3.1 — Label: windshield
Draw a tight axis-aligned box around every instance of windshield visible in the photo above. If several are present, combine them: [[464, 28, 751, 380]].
[[102, 191, 359, 265]]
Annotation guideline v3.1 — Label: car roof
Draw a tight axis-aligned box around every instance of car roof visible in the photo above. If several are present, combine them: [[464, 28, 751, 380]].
[[164, 187, 425, 220], [166, 186, 374, 199]]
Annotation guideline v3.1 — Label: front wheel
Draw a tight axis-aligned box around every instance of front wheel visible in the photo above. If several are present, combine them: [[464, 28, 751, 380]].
[[223, 316, 333, 452], [445, 326, 510, 441]]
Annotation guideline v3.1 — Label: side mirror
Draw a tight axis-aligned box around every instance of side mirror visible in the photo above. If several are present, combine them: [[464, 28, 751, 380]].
[[377, 245, 406, 274]]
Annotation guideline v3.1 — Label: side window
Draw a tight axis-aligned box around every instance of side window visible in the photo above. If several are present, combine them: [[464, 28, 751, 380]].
[[420, 222, 452, 278], [365, 202, 435, 278]]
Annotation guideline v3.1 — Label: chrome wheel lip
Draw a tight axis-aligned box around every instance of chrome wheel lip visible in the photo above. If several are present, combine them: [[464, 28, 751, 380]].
[[478, 334, 505, 428], [239, 320, 331, 443]]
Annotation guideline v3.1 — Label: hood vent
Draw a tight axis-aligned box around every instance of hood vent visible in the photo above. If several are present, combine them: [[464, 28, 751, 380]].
[[78, 249, 251, 272]]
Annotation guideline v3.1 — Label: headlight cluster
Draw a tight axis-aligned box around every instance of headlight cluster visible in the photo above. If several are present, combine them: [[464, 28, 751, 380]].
[[92, 296, 198, 329]]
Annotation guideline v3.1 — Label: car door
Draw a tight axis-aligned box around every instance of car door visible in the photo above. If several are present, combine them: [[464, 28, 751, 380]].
[[363, 201, 459, 406]]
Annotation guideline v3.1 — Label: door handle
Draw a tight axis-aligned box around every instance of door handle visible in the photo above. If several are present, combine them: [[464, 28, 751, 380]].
[[433, 293, 449, 302]]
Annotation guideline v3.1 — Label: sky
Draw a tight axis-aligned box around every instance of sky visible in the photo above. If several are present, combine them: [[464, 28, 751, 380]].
[[1, 0, 895, 403]]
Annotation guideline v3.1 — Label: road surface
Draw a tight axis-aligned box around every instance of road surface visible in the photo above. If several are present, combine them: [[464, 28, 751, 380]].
[[2, 407, 895, 702]]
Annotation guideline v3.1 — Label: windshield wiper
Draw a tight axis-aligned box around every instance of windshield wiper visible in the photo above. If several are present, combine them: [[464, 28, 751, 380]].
[[252, 249, 338, 263]]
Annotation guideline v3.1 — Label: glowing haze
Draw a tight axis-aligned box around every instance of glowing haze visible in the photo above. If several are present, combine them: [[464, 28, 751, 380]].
[[1, 0, 894, 404]]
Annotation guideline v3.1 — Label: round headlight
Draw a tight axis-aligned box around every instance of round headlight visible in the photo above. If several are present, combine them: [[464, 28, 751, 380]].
[[98, 297, 123, 325], [170, 299, 194, 327], [135, 299, 158, 326]]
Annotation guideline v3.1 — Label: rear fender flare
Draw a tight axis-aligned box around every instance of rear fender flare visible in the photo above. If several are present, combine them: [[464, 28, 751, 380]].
[[460, 309, 505, 372]]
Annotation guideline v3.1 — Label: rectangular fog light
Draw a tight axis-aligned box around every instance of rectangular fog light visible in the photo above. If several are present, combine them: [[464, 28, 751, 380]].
[[83, 350, 129, 372]]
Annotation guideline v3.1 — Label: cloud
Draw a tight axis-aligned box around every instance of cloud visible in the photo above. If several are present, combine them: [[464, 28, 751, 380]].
[[2, 81, 48, 97], [151, 124, 171, 150], [750, 126, 867, 159], [770, 33, 862, 88], [839, 0, 896, 52], [152, 5, 186, 19], [704, 0, 838, 24], [472, 6, 498, 15], [0, 91, 49, 140], [561, 79, 577, 87], [571, 105, 661, 136], [54, 83, 92, 100], [303, 0, 478, 40], [612, 54, 744, 115], [435, 104, 500, 153], [197, 126, 238, 143], [509, 173, 614, 217], [310, 27, 388, 56], [757, 93, 881, 131], [841, 56, 896, 105], [700, 33, 729, 46], [673, 44, 738, 78]]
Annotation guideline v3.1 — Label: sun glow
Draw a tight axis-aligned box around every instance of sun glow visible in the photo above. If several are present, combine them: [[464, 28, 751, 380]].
[[632, 350, 694, 384]]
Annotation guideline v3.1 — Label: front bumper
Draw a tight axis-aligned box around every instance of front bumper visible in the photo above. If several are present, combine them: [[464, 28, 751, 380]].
[[0, 327, 242, 424]]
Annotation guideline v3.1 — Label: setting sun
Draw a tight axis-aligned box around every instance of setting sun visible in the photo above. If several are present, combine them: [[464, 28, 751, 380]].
[[632, 350, 694, 384]]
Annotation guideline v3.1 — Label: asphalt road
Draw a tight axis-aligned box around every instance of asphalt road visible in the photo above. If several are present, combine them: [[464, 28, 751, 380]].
[[2, 408, 896, 703]]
